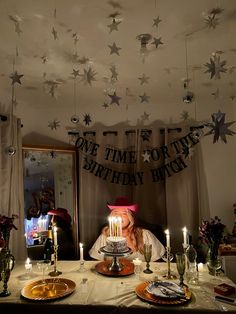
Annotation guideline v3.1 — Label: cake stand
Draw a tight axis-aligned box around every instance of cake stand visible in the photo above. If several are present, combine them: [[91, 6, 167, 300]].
[[98, 246, 133, 273]]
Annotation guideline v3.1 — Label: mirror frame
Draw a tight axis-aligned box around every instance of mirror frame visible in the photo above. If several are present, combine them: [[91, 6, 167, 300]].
[[22, 145, 79, 259]]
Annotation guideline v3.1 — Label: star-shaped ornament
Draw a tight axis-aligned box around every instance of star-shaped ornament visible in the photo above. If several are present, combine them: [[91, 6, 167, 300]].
[[205, 110, 236, 143], [138, 74, 150, 85], [110, 65, 118, 82], [108, 42, 122, 55], [204, 15, 219, 29], [107, 18, 121, 32], [41, 55, 48, 64], [141, 111, 150, 121], [141, 129, 151, 141], [81, 67, 97, 86], [83, 113, 92, 126], [71, 68, 80, 78], [180, 111, 189, 121], [139, 92, 150, 103], [48, 119, 60, 130], [153, 16, 162, 28], [108, 92, 121, 105], [103, 102, 109, 109], [152, 37, 163, 48], [10, 71, 24, 85], [204, 54, 227, 79], [142, 151, 151, 163]]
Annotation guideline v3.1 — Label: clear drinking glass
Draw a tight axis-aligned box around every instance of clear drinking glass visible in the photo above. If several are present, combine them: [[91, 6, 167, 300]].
[[175, 252, 186, 287], [143, 244, 153, 274], [36, 260, 51, 284]]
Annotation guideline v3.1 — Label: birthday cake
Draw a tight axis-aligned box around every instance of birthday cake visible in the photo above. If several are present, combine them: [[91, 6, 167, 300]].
[[104, 236, 129, 253]]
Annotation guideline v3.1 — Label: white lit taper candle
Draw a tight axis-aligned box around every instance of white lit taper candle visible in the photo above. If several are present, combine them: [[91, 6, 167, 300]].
[[53, 225, 58, 245], [165, 229, 170, 248], [182, 226, 188, 246], [108, 217, 112, 237], [25, 257, 32, 271], [79, 242, 84, 261], [118, 217, 122, 237]]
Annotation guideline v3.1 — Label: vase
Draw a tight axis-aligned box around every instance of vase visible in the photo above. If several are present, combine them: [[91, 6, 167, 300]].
[[0, 229, 15, 297], [206, 243, 221, 277]]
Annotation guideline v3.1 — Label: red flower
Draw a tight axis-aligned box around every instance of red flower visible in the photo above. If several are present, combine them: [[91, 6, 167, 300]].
[[0, 214, 18, 248]]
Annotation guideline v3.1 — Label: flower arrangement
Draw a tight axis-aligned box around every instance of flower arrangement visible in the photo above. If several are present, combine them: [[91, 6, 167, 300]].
[[199, 216, 225, 259], [0, 214, 18, 248]]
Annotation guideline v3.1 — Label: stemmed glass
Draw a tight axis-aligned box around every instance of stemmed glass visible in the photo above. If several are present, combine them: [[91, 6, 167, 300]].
[[37, 260, 51, 284], [175, 252, 186, 287], [143, 244, 153, 274], [207, 255, 222, 282]]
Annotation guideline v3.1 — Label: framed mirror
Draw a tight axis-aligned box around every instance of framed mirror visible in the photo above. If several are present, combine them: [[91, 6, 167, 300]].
[[22, 145, 78, 260]]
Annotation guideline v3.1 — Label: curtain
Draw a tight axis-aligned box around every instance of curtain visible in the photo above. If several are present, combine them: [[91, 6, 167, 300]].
[[76, 122, 209, 258], [0, 115, 26, 261]]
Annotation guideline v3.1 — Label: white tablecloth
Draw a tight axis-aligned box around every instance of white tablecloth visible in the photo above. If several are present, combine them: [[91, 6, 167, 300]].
[[0, 260, 236, 313]]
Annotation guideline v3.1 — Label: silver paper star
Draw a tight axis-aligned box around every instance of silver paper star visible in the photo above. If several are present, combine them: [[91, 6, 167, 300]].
[[48, 119, 60, 130], [205, 110, 236, 143], [138, 74, 150, 85], [153, 16, 162, 28], [204, 15, 219, 29], [141, 129, 151, 141], [107, 18, 121, 32], [139, 92, 150, 103], [142, 151, 150, 163], [108, 42, 122, 55], [110, 65, 118, 82], [81, 67, 97, 86], [204, 55, 227, 79], [108, 92, 121, 105], [152, 37, 163, 48], [10, 71, 24, 85]]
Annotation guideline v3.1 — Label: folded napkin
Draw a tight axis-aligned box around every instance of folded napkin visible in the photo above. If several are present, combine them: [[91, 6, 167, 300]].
[[146, 281, 185, 299]]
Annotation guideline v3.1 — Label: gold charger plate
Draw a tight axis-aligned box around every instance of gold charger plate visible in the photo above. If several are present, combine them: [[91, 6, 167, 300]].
[[21, 278, 76, 301], [135, 282, 192, 305]]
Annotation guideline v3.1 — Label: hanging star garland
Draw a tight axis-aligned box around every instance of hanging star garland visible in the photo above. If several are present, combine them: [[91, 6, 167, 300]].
[[108, 91, 121, 105], [204, 110, 236, 143], [107, 18, 121, 32], [204, 15, 219, 29], [139, 92, 150, 103], [81, 67, 97, 86], [138, 74, 150, 85], [108, 42, 122, 55], [142, 151, 151, 163], [102, 102, 109, 109], [71, 68, 80, 79], [83, 113, 92, 126], [204, 54, 227, 79], [48, 119, 60, 130], [10, 71, 24, 85], [153, 16, 162, 28], [152, 37, 163, 48]]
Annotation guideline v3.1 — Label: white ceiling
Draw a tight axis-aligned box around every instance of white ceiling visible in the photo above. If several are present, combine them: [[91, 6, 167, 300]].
[[0, 0, 235, 145]]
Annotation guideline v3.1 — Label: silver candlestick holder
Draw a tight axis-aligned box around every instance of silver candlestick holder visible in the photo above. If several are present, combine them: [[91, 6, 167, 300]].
[[78, 259, 86, 272], [49, 245, 62, 277], [163, 246, 176, 279]]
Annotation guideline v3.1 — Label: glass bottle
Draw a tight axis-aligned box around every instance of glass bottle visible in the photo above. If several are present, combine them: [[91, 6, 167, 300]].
[[185, 244, 198, 285], [43, 228, 54, 265]]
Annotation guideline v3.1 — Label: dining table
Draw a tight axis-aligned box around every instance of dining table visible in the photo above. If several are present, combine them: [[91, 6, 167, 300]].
[[0, 260, 236, 314]]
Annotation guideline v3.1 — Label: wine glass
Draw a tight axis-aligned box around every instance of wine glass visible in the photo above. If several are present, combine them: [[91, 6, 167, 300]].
[[37, 260, 51, 284], [143, 244, 153, 274], [207, 255, 222, 282], [175, 252, 186, 287]]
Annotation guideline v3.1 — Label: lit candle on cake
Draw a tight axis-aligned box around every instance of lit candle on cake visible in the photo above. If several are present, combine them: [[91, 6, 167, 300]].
[[108, 217, 112, 237], [118, 217, 122, 237], [165, 229, 170, 248], [25, 257, 32, 271]]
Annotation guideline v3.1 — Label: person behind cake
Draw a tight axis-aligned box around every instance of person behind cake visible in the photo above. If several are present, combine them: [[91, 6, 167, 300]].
[[89, 196, 165, 261]]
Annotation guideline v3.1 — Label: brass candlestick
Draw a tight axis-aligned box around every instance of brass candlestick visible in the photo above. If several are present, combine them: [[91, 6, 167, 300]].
[[163, 246, 176, 279], [49, 245, 62, 277]]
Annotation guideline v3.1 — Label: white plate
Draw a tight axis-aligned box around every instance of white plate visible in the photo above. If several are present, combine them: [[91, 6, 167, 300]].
[[146, 281, 185, 299]]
